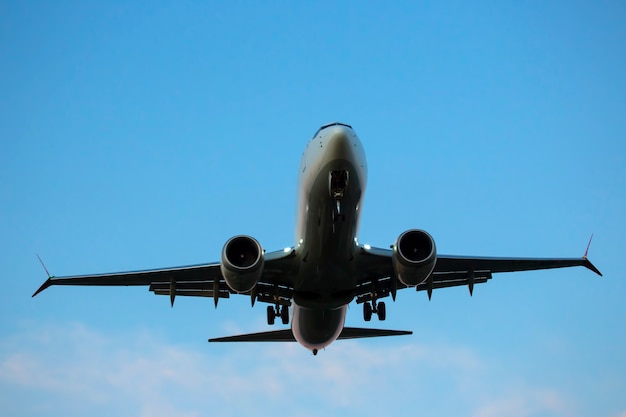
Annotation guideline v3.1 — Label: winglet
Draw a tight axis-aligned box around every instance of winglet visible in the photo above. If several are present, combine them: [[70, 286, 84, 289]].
[[583, 258, 602, 277], [581, 235, 602, 276], [36, 254, 51, 277], [583, 234, 594, 259], [32, 278, 52, 297], [33, 254, 54, 297]]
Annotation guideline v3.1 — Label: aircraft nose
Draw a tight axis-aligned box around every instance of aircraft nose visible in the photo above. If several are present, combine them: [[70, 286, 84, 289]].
[[324, 125, 355, 159]]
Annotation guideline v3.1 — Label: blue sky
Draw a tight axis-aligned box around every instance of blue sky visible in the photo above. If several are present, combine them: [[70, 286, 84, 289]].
[[2, 1, 625, 416]]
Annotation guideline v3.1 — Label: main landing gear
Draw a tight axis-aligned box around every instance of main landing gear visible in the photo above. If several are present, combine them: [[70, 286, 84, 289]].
[[267, 305, 289, 325], [363, 301, 386, 321]]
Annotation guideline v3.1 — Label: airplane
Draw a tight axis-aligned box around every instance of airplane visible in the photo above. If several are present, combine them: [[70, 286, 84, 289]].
[[33, 122, 602, 355]]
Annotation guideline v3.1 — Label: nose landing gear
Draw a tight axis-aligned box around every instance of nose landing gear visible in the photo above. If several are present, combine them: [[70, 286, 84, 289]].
[[329, 170, 349, 199], [329, 170, 348, 231]]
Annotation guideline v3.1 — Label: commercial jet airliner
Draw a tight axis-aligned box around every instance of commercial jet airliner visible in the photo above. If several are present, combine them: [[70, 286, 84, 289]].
[[33, 123, 602, 355]]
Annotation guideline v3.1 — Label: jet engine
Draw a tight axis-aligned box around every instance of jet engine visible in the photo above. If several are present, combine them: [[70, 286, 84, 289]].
[[392, 229, 437, 286], [220, 235, 264, 293]]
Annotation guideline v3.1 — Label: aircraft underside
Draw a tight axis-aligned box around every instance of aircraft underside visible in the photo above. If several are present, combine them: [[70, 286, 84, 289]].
[[32, 122, 602, 355]]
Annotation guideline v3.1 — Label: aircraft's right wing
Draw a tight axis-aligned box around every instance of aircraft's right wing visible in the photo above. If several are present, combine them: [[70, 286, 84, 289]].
[[33, 248, 299, 307], [354, 246, 602, 304]]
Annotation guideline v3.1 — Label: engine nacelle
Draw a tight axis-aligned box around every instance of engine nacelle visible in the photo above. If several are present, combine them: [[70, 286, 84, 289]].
[[220, 235, 264, 293], [392, 229, 437, 286]]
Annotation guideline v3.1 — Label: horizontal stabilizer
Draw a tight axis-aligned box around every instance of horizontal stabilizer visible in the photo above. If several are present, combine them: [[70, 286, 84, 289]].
[[209, 329, 295, 343], [338, 327, 413, 339], [208, 327, 412, 343]]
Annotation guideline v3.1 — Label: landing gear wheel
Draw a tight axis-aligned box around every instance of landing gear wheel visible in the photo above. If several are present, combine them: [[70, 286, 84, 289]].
[[377, 301, 386, 321], [280, 305, 289, 325], [363, 302, 372, 322], [267, 305, 275, 325]]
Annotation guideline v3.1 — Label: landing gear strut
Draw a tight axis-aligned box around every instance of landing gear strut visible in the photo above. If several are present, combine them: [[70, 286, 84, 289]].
[[363, 301, 386, 321], [267, 305, 289, 325]]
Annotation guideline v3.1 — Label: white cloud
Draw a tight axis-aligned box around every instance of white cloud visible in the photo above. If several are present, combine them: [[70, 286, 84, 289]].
[[0, 321, 597, 417], [471, 388, 568, 417]]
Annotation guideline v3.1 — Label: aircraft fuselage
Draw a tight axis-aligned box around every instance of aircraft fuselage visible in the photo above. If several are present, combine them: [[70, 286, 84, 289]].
[[290, 123, 367, 352]]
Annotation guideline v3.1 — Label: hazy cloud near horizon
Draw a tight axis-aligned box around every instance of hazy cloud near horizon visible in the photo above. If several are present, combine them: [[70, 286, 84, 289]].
[[2, 321, 615, 417]]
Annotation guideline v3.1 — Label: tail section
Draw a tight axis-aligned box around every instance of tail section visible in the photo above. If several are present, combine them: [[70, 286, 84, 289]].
[[208, 327, 412, 343]]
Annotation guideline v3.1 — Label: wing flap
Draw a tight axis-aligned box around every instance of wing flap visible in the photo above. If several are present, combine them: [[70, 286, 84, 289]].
[[153, 289, 231, 299]]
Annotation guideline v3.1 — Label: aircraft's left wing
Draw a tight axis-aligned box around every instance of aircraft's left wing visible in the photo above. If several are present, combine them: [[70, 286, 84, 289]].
[[33, 249, 298, 307], [354, 246, 602, 303]]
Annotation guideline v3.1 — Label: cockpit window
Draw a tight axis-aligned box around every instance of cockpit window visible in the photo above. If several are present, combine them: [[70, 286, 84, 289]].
[[311, 122, 353, 139], [321, 122, 352, 130]]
